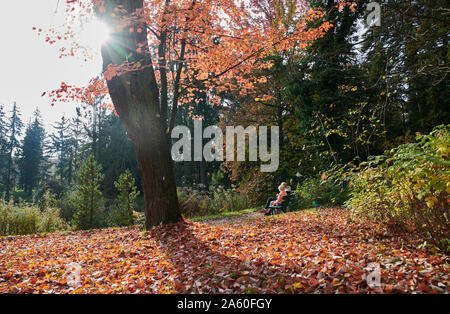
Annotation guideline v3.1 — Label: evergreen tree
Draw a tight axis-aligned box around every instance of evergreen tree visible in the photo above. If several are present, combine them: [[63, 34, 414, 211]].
[[19, 109, 46, 195], [0, 105, 7, 192], [67, 112, 84, 184], [4, 102, 24, 200], [50, 115, 72, 184], [396, 0, 449, 133], [72, 154, 105, 230], [66, 106, 141, 200], [362, 0, 449, 140], [110, 169, 139, 227], [287, 1, 365, 165], [95, 113, 141, 199], [0, 105, 6, 150], [79, 96, 108, 160], [172, 88, 223, 189]]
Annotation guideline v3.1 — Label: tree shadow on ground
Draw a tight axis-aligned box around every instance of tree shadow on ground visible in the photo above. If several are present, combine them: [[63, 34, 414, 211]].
[[151, 219, 326, 294]]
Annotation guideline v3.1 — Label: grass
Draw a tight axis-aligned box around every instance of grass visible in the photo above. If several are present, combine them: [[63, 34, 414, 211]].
[[190, 207, 259, 222], [190, 206, 320, 223], [7, 190, 33, 203]]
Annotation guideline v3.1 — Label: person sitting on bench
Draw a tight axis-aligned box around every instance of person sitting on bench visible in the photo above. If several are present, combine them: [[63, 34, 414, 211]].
[[264, 184, 288, 215], [283, 182, 292, 195], [264, 182, 290, 210]]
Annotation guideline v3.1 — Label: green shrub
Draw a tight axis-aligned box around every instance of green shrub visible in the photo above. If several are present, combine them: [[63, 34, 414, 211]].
[[0, 200, 65, 236], [346, 125, 450, 248], [178, 186, 253, 218], [37, 207, 65, 233], [58, 188, 78, 221], [211, 188, 252, 213], [178, 190, 211, 218], [293, 176, 349, 209], [38, 191, 58, 212]]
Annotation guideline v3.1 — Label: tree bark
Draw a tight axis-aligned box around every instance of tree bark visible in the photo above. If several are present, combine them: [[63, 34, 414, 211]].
[[98, 0, 181, 228]]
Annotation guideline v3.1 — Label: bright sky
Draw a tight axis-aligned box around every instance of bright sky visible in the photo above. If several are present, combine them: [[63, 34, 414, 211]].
[[0, 0, 106, 132]]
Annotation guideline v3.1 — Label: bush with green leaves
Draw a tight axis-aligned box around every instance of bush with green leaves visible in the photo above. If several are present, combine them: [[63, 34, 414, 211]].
[[0, 199, 64, 236], [178, 190, 211, 218], [178, 186, 252, 218], [38, 191, 58, 212], [71, 154, 105, 230], [211, 188, 251, 213], [58, 188, 78, 221], [346, 125, 449, 249], [109, 169, 140, 227], [293, 176, 349, 209]]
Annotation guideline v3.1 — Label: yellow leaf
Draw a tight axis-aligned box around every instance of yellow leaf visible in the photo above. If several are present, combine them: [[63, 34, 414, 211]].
[[425, 196, 437, 208], [293, 282, 303, 289]]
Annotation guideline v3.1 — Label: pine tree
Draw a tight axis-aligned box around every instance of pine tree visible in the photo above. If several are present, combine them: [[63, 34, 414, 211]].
[[50, 115, 72, 184], [4, 102, 24, 200], [67, 112, 84, 185], [79, 96, 108, 160], [96, 113, 141, 199], [289, 1, 365, 165], [110, 169, 140, 227], [72, 154, 105, 230], [0, 105, 7, 193], [401, 0, 449, 132], [19, 109, 46, 195], [172, 88, 222, 189], [0, 105, 6, 149], [361, 0, 449, 140]]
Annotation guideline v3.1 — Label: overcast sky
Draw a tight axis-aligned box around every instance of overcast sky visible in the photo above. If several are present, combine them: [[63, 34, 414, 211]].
[[0, 0, 105, 132]]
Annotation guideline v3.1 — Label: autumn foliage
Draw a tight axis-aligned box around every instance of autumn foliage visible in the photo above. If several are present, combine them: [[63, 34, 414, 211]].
[[1, 209, 448, 294], [36, 0, 349, 118]]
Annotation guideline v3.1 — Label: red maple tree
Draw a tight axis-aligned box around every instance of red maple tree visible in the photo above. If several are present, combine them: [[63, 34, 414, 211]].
[[38, 0, 349, 227]]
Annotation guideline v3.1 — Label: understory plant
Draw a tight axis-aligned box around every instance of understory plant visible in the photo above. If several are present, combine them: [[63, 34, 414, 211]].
[[178, 186, 253, 218], [293, 176, 349, 209], [0, 199, 65, 236], [346, 125, 450, 250]]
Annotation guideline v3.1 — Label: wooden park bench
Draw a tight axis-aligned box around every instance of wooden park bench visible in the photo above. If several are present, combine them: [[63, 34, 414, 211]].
[[267, 192, 294, 215]]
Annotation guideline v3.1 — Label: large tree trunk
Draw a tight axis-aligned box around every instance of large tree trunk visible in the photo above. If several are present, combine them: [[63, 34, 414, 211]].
[[98, 0, 181, 228]]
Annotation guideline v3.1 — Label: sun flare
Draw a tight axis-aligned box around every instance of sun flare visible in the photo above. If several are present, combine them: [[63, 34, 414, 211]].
[[78, 18, 111, 51]]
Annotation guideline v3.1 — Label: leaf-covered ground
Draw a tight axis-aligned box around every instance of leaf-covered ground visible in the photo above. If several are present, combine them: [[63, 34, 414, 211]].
[[0, 208, 448, 294]]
